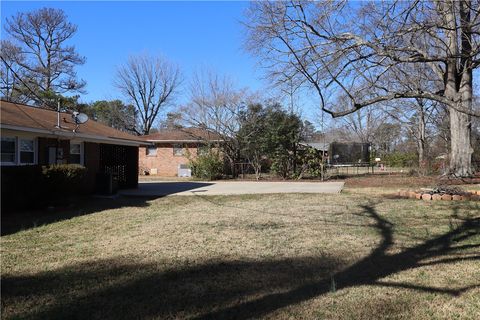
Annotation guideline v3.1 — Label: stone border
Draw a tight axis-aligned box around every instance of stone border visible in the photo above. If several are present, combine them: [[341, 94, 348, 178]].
[[397, 190, 480, 201]]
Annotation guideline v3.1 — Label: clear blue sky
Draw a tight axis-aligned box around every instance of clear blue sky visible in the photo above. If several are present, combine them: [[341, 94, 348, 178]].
[[1, 1, 320, 123]]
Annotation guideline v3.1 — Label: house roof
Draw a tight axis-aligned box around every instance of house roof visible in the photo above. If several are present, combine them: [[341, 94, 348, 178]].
[[300, 141, 330, 151], [0, 100, 146, 146], [143, 127, 223, 143]]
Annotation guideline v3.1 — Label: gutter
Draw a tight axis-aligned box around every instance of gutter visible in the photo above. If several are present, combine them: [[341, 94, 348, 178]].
[[145, 139, 224, 143], [1, 124, 149, 146]]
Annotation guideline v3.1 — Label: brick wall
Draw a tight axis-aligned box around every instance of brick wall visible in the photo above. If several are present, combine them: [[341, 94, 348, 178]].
[[84, 142, 100, 193], [139, 143, 199, 176]]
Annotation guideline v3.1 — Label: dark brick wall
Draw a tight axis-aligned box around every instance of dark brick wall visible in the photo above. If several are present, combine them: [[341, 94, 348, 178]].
[[84, 142, 100, 193]]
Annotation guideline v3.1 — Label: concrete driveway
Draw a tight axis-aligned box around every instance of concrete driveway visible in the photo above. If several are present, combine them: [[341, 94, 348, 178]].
[[120, 180, 344, 197]]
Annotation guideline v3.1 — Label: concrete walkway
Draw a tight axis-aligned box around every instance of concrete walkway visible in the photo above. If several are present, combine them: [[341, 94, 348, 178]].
[[120, 180, 344, 197]]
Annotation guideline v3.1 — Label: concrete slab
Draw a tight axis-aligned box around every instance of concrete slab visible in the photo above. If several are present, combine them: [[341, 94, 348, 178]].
[[120, 181, 344, 197]]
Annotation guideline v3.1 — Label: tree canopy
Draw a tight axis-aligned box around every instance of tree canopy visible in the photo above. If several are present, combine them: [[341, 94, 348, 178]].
[[2, 7, 86, 106], [245, 0, 479, 176]]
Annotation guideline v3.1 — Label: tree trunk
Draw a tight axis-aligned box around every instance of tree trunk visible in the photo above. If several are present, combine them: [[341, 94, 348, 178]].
[[417, 103, 426, 171], [443, 0, 473, 177], [417, 138, 425, 171], [448, 105, 473, 177]]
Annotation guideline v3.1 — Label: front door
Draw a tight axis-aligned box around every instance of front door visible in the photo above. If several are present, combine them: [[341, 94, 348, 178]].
[[48, 147, 64, 164]]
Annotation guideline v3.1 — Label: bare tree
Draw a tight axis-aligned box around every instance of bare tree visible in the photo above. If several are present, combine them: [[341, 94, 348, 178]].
[[0, 40, 25, 102], [3, 7, 86, 105], [182, 69, 248, 177], [335, 104, 386, 144], [384, 98, 439, 169], [245, 0, 479, 177], [115, 54, 181, 135]]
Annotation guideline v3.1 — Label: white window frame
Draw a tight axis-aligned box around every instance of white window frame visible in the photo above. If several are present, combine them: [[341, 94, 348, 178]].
[[146, 145, 157, 156], [19, 138, 36, 165], [173, 143, 184, 156], [69, 141, 84, 165], [1, 136, 17, 165]]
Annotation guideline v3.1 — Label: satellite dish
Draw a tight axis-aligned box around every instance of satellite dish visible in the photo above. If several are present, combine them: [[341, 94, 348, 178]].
[[72, 111, 89, 124]]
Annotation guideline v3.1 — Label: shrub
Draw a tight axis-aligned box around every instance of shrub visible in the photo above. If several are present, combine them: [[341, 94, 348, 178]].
[[42, 164, 87, 199], [189, 150, 223, 180], [1, 165, 45, 211], [296, 147, 325, 179], [383, 152, 417, 167], [1, 164, 87, 212]]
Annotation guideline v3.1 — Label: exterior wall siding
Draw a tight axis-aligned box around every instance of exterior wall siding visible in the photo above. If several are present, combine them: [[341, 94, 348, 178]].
[[139, 143, 199, 176]]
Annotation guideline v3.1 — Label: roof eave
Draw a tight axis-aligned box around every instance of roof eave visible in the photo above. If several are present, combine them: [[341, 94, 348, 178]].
[[1, 124, 148, 146], [145, 139, 224, 143]]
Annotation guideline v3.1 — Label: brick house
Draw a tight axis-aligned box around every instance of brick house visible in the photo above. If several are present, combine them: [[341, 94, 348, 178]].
[[139, 128, 222, 176], [1, 100, 146, 192]]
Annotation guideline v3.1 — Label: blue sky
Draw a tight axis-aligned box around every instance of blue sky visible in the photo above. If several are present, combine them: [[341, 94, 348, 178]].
[[1, 1, 320, 124], [1, 1, 257, 99]]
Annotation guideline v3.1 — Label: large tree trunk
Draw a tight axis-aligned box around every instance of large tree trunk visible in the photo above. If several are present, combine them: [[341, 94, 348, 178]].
[[449, 107, 473, 177], [443, 1, 474, 178]]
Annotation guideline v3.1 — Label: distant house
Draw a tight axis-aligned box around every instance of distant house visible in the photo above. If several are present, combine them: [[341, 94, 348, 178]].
[[299, 142, 329, 154], [0, 100, 146, 191], [139, 128, 222, 176], [329, 142, 371, 165]]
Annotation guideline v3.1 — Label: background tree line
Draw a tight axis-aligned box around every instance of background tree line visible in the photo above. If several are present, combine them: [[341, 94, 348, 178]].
[[1, 4, 478, 178]]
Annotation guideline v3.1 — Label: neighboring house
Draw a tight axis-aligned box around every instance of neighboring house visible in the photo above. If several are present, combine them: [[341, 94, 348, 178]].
[[139, 128, 222, 176], [0, 100, 146, 191], [299, 142, 329, 155], [328, 142, 371, 165]]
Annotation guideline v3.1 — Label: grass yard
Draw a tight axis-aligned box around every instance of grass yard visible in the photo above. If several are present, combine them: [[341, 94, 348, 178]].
[[1, 181, 479, 319]]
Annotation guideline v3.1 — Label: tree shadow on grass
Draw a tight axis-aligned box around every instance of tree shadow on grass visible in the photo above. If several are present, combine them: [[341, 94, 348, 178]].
[[195, 204, 479, 319], [2, 256, 343, 319], [1, 182, 214, 236], [1, 196, 155, 236], [2, 203, 479, 319]]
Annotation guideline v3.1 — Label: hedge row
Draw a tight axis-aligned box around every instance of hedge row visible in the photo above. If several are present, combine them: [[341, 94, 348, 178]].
[[1, 164, 87, 212]]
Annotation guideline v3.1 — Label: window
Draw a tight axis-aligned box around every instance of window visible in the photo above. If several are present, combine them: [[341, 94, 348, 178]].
[[19, 139, 35, 164], [173, 144, 184, 156], [1, 137, 16, 164], [70, 142, 83, 164], [146, 145, 157, 156]]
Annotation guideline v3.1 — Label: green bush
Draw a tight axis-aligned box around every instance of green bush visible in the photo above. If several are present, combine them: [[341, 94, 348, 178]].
[[42, 164, 87, 199], [1, 164, 87, 212], [383, 152, 417, 167], [189, 151, 223, 180], [296, 147, 324, 178]]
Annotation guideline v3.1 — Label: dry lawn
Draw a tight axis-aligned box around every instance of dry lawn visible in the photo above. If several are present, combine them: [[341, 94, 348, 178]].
[[1, 182, 479, 319]]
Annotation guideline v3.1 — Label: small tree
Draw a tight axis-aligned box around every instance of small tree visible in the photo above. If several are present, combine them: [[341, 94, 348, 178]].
[[296, 146, 324, 180], [263, 104, 303, 179], [182, 69, 247, 177], [237, 103, 268, 179]]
